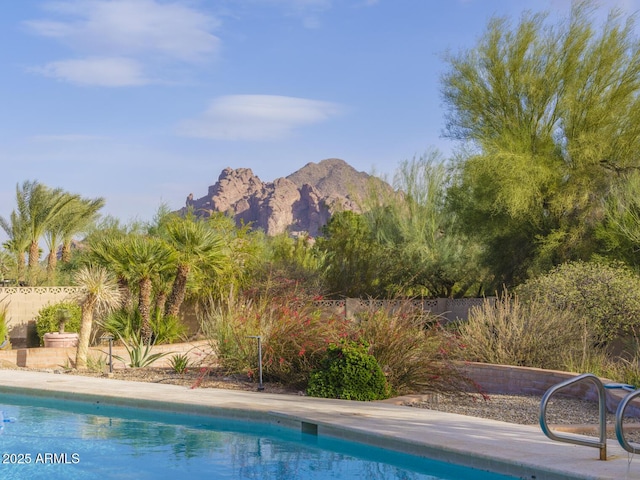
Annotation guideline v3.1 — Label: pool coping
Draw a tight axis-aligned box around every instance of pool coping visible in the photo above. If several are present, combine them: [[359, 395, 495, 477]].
[[1, 370, 639, 480]]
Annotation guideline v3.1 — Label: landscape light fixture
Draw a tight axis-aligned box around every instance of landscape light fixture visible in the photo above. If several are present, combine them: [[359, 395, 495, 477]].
[[100, 333, 114, 373], [246, 335, 264, 391]]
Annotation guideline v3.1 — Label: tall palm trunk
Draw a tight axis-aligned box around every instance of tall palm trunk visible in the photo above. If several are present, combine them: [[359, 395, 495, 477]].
[[16, 252, 25, 284], [46, 251, 57, 284], [165, 263, 190, 318], [27, 240, 40, 285], [139, 277, 153, 343], [61, 241, 72, 263]]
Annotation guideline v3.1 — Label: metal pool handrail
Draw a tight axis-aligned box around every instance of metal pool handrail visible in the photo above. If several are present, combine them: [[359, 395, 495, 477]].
[[539, 373, 607, 460], [615, 388, 640, 454]]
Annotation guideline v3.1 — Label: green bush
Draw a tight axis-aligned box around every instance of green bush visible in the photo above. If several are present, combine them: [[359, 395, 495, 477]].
[[517, 261, 640, 346], [169, 353, 191, 374], [35, 302, 82, 345], [102, 308, 186, 344], [306, 341, 391, 401]]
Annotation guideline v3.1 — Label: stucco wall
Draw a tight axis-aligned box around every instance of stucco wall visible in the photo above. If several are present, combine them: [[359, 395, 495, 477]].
[[0, 286, 82, 347]]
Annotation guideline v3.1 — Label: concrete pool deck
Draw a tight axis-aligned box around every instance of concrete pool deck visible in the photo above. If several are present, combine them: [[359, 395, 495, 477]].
[[0, 370, 639, 480]]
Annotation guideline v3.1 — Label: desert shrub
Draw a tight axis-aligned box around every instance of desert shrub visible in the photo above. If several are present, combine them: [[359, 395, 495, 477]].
[[200, 293, 350, 388], [355, 302, 471, 396], [517, 261, 640, 346], [150, 313, 187, 344], [456, 292, 586, 370], [200, 296, 261, 375], [0, 303, 9, 349], [169, 353, 191, 374], [86, 354, 108, 373], [102, 308, 139, 341], [35, 302, 82, 345], [102, 308, 186, 344], [307, 341, 391, 401]]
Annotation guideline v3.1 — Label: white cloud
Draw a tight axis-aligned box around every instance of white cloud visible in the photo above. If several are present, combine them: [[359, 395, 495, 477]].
[[25, 0, 220, 86], [33, 57, 147, 87], [177, 94, 344, 140]]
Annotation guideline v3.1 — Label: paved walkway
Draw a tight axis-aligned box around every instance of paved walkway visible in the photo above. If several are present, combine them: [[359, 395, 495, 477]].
[[0, 370, 639, 480]]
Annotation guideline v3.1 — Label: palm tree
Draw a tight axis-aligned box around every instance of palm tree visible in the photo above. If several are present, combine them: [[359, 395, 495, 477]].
[[91, 234, 177, 342], [59, 196, 105, 263], [0, 210, 29, 283], [44, 196, 105, 283], [15, 181, 77, 284], [74, 265, 122, 369], [125, 236, 177, 342], [163, 216, 226, 318]]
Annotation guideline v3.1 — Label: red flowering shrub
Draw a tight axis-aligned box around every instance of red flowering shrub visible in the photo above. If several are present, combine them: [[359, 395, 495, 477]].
[[201, 291, 350, 389]]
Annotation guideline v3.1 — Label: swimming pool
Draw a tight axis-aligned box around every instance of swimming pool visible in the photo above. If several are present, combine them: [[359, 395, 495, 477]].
[[0, 392, 517, 480]]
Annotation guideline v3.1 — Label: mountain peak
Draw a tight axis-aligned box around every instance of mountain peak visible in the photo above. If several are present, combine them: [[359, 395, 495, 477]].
[[182, 158, 386, 236]]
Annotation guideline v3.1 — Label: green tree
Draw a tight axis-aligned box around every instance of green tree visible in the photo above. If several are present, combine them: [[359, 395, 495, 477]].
[[316, 211, 389, 297], [90, 234, 176, 342], [162, 215, 226, 317], [365, 152, 482, 297], [0, 210, 29, 282], [188, 213, 264, 304], [14, 181, 78, 284], [600, 171, 640, 267], [442, 3, 640, 287], [74, 265, 122, 369], [59, 196, 105, 264], [43, 195, 104, 283]]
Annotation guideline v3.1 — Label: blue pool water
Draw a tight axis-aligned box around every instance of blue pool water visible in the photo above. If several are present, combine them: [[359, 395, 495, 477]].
[[0, 393, 517, 480]]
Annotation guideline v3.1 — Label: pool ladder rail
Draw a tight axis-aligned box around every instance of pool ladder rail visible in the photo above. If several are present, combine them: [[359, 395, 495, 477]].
[[539, 373, 640, 460]]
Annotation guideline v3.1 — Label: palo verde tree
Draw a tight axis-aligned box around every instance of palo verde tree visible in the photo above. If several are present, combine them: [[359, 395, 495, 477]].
[[316, 211, 391, 297], [364, 151, 482, 297], [443, 2, 640, 287], [600, 171, 640, 268]]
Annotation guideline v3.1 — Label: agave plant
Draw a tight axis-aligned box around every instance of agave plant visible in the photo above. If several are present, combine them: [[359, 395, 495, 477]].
[[113, 334, 172, 368]]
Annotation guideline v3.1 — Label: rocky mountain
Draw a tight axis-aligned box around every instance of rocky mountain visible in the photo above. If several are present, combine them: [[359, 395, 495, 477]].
[[182, 158, 386, 236]]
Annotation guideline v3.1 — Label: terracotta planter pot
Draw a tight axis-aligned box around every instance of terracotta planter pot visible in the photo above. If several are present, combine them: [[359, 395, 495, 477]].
[[43, 332, 79, 348]]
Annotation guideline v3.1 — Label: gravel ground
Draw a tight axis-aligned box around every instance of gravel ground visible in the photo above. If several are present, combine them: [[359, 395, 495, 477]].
[[401, 392, 601, 426], [400, 391, 640, 442]]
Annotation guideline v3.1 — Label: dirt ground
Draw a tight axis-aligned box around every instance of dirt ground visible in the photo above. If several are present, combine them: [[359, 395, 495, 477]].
[[61, 366, 301, 395]]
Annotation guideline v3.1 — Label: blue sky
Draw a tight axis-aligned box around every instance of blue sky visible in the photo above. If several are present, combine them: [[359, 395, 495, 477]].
[[0, 0, 637, 236]]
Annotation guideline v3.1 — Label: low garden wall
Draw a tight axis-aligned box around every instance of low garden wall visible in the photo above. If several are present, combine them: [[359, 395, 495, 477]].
[[0, 346, 633, 416], [0, 287, 491, 348], [461, 362, 635, 416], [0, 340, 212, 370]]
